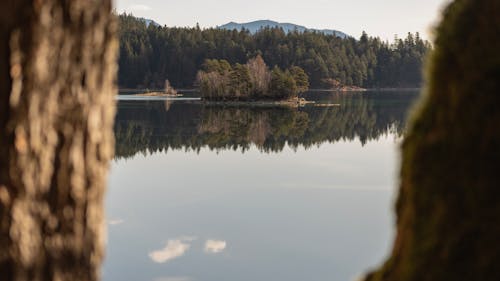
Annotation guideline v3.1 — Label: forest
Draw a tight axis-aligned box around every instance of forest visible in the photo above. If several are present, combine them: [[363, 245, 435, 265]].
[[118, 13, 431, 90]]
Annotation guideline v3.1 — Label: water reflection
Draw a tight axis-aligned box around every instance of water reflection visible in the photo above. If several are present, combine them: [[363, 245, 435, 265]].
[[114, 92, 415, 158], [204, 240, 227, 254], [108, 219, 125, 226], [149, 237, 195, 263], [105, 91, 419, 281], [153, 277, 193, 281]]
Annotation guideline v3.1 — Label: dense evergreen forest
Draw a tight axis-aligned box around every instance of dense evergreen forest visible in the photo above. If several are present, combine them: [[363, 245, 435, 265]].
[[114, 92, 415, 159], [118, 14, 431, 89]]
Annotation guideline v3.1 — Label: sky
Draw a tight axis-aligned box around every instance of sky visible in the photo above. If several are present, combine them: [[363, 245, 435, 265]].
[[114, 0, 450, 41]]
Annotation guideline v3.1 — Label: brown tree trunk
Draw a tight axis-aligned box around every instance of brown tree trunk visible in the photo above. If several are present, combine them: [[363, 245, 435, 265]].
[[364, 0, 500, 280], [0, 1, 117, 281]]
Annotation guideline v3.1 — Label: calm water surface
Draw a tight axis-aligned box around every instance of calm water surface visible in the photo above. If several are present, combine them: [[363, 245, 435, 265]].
[[104, 91, 419, 281]]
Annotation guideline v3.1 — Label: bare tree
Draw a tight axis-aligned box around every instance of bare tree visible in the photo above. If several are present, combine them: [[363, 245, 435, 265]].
[[0, 1, 117, 281], [247, 55, 271, 96]]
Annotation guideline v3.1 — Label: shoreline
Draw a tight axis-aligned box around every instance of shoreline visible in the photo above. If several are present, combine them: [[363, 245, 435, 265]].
[[119, 88, 197, 93], [308, 87, 421, 92], [200, 97, 315, 107], [116, 95, 316, 108], [119, 87, 421, 93], [133, 91, 183, 97]]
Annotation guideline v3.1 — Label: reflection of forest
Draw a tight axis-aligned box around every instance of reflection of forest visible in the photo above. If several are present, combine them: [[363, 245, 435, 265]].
[[114, 93, 417, 158]]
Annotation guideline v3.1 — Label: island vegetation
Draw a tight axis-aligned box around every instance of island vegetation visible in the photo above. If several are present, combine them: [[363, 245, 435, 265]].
[[134, 79, 182, 97], [118, 14, 431, 90], [196, 55, 309, 101]]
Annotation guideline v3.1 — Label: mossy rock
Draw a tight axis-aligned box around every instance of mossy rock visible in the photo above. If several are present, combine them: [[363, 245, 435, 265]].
[[364, 0, 500, 280]]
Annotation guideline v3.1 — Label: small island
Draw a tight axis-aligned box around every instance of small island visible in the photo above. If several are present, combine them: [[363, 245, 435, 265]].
[[196, 55, 310, 103], [135, 79, 183, 97], [322, 78, 367, 92]]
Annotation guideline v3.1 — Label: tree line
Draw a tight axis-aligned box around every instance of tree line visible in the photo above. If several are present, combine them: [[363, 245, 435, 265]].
[[118, 14, 431, 89]]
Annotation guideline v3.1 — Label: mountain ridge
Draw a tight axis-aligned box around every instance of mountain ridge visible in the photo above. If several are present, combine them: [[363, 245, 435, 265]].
[[138, 17, 160, 27], [219, 20, 349, 38]]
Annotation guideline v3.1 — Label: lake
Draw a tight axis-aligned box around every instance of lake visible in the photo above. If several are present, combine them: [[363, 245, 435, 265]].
[[104, 91, 420, 281]]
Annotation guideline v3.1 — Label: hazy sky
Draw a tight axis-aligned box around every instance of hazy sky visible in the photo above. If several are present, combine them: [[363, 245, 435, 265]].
[[114, 0, 450, 40]]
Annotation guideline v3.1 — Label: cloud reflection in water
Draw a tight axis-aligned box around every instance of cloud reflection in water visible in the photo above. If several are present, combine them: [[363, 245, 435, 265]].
[[108, 219, 125, 226], [204, 240, 227, 254], [153, 277, 193, 281], [149, 237, 196, 263]]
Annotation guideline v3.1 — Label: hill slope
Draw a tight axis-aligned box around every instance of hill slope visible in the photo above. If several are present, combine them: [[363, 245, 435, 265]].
[[139, 17, 160, 27], [219, 20, 348, 38]]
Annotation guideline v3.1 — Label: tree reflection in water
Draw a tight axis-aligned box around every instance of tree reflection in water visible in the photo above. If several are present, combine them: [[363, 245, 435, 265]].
[[114, 92, 418, 159]]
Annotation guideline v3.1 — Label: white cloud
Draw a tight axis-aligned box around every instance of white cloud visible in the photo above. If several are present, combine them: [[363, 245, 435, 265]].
[[149, 237, 196, 263], [108, 219, 125, 226], [128, 4, 152, 11], [204, 240, 227, 254]]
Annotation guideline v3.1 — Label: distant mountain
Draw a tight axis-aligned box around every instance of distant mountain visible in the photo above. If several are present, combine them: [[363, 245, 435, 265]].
[[139, 17, 160, 27], [219, 20, 348, 38]]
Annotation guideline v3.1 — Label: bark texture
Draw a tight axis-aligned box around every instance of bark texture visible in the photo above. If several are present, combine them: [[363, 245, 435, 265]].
[[0, 1, 117, 281], [365, 0, 500, 280]]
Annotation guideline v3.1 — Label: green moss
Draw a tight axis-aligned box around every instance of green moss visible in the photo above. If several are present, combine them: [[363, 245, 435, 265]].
[[365, 0, 500, 280]]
